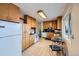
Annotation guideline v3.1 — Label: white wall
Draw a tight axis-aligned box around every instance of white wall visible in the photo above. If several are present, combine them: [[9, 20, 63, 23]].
[[62, 4, 79, 56], [20, 12, 24, 19]]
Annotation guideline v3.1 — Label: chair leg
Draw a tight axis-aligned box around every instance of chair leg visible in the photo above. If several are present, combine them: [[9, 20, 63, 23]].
[[59, 51, 63, 56], [52, 51, 57, 56], [57, 51, 63, 56], [49, 49, 57, 56], [49, 48, 53, 56]]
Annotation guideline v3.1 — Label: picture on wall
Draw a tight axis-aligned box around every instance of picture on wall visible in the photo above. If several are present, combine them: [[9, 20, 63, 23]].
[[64, 13, 72, 39], [65, 25, 68, 35]]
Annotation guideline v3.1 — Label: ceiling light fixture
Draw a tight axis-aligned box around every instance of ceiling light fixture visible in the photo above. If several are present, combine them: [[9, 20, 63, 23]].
[[37, 10, 47, 19]]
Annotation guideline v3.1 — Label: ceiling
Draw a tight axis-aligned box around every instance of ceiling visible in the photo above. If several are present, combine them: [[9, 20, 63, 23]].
[[14, 3, 68, 22]]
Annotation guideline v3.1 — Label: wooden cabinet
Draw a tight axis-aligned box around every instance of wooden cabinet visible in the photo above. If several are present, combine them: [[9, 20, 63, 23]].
[[57, 16, 62, 29], [47, 32, 54, 39], [22, 33, 27, 50], [43, 21, 57, 30], [22, 24, 30, 50], [0, 3, 20, 22], [43, 21, 57, 40], [22, 33, 30, 50], [30, 35, 34, 45], [28, 16, 36, 28], [52, 21, 57, 29], [27, 16, 35, 46], [0, 3, 9, 20], [25, 34, 30, 48], [8, 4, 20, 22], [32, 19, 36, 27], [43, 21, 51, 29], [27, 16, 32, 26], [22, 15, 36, 50], [43, 16, 62, 30], [43, 22, 46, 29]]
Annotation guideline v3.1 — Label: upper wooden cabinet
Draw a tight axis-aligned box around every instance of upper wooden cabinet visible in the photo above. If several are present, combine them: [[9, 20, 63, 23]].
[[43, 21, 57, 29], [0, 3, 20, 22], [52, 21, 57, 29], [0, 3, 9, 20], [31, 19, 36, 28], [57, 16, 62, 29], [27, 16, 32, 26], [8, 4, 20, 22], [25, 15, 36, 28]]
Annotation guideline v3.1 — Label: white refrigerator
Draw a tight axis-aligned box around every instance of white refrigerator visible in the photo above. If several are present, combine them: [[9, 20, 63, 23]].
[[0, 20, 22, 56]]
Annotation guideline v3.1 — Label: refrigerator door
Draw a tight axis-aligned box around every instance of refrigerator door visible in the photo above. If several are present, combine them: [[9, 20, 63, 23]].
[[0, 20, 22, 56], [0, 35, 22, 56], [0, 20, 22, 37]]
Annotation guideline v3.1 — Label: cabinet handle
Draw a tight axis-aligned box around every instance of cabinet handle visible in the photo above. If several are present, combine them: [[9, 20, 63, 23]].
[[0, 25, 5, 28]]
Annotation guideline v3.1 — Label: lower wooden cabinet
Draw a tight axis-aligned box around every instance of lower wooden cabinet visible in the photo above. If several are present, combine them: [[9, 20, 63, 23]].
[[22, 24, 30, 50], [29, 35, 34, 46], [22, 33, 27, 50], [22, 34, 35, 50], [22, 33, 30, 50], [47, 32, 54, 39]]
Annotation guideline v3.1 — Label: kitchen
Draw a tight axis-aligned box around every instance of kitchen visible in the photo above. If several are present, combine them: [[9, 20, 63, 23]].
[[0, 3, 67, 56], [0, 3, 79, 56]]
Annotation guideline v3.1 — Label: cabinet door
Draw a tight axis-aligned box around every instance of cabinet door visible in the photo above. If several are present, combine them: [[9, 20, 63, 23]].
[[57, 19, 62, 29], [26, 33, 30, 48], [27, 16, 32, 26], [26, 24, 31, 48], [22, 24, 30, 50], [43, 22, 47, 29], [22, 33, 27, 50], [31, 19, 34, 27], [49, 22, 52, 28], [31, 19, 33, 27], [51, 21, 57, 29], [29, 35, 34, 46], [8, 3, 20, 22], [0, 3, 9, 20], [34, 19, 36, 27], [32, 19, 36, 27], [22, 33, 30, 50], [47, 32, 54, 39]]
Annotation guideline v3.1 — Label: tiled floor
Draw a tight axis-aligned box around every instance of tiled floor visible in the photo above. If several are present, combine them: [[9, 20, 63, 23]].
[[22, 39, 55, 56]]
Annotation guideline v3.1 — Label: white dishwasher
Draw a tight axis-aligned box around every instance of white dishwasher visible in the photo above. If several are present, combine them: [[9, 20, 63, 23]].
[[42, 32, 47, 38]]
